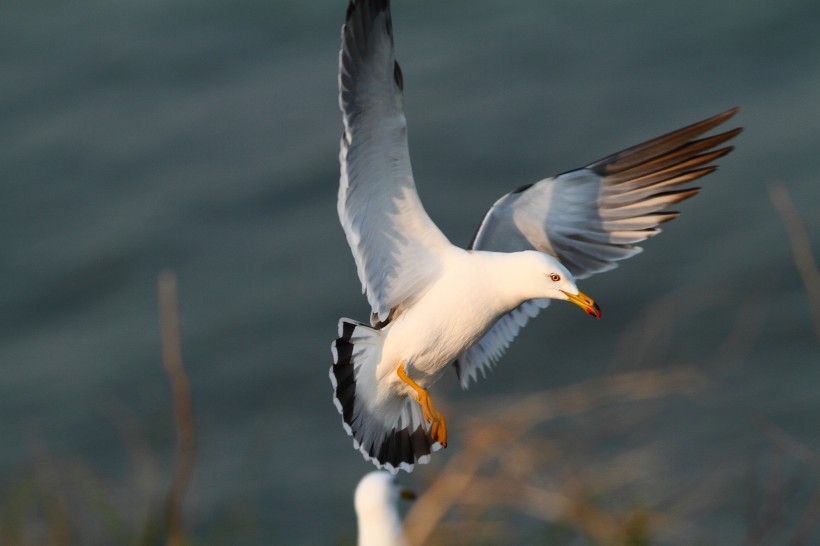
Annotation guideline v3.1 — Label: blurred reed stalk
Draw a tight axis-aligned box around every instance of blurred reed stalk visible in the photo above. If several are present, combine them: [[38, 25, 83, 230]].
[[747, 418, 820, 546], [404, 368, 708, 546], [157, 271, 196, 546], [769, 182, 820, 342]]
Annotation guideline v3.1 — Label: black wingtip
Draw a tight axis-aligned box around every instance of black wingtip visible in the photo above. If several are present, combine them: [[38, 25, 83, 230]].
[[393, 61, 404, 90], [587, 108, 743, 177], [347, 0, 391, 19], [367, 425, 433, 472]]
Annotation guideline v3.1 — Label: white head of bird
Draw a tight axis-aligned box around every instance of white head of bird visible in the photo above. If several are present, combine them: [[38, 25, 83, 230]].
[[354, 471, 414, 546], [509, 251, 602, 318]]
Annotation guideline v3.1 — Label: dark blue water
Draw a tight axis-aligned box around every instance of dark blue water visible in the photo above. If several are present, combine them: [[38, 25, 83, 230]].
[[2, 0, 819, 543]]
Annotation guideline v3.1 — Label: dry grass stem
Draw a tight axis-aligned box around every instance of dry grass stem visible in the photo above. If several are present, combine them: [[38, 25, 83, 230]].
[[404, 368, 707, 545], [756, 418, 820, 473], [769, 182, 820, 342], [157, 271, 197, 546]]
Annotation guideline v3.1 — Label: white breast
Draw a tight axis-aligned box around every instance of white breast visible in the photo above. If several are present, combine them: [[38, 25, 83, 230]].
[[379, 249, 531, 387]]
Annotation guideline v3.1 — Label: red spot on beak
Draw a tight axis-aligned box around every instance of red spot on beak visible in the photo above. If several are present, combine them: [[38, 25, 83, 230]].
[[561, 289, 601, 319], [586, 302, 602, 319]]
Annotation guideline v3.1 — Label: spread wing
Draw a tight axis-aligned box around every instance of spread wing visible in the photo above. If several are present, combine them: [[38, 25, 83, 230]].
[[339, 0, 452, 323], [456, 109, 742, 388], [454, 298, 550, 389]]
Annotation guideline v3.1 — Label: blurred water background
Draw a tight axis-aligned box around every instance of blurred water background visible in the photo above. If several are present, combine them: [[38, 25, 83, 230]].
[[2, 0, 819, 543]]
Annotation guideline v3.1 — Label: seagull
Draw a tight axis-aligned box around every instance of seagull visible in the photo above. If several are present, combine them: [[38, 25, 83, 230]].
[[330, 0, 741, 473], [354, 471, 415, 546]]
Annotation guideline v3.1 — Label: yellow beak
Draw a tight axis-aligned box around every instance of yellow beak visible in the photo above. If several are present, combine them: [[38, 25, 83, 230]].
[[561, 290, 602, 319]]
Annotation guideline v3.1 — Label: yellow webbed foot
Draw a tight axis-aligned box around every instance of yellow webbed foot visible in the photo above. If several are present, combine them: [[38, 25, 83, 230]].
[[397, 363, 448, 447]]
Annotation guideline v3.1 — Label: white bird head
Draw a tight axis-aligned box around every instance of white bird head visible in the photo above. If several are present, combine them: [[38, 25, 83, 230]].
[[528, 252, 602, 319], [354, 471, 415, 546]]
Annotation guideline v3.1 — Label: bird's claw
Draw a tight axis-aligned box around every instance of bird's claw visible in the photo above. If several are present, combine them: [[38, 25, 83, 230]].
[[397, 363, 448, 448]]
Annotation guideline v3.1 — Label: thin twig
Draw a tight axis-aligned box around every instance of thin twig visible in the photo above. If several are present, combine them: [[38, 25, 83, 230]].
[[752, 417, 820, 544], [404, 368, 707, 545], [755, 417, 820, 472], [769, 182, 820, 343], [157, 271, 196, 546], [790, 483, 820, 546]]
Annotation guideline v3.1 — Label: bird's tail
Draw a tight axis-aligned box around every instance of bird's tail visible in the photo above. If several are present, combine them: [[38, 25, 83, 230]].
[[330, 318, 441, 473]]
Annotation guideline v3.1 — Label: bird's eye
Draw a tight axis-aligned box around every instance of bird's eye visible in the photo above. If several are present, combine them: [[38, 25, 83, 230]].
[[550, 273, 561, 282]]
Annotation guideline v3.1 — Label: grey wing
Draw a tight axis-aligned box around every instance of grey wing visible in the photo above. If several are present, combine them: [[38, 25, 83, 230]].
[[339, 0, 452, 323], [455, 299, 549, 389], [456, 109, 742, 388]]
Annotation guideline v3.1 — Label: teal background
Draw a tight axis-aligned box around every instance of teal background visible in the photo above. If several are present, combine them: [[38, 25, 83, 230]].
[[2, 0, 819, 543]]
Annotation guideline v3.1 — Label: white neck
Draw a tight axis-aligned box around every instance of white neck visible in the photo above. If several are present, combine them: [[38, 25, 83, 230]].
[[356, 506, 407, 546]]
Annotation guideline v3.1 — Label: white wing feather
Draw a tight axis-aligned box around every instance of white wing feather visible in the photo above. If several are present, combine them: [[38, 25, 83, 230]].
[[339, 1, 451, 323]]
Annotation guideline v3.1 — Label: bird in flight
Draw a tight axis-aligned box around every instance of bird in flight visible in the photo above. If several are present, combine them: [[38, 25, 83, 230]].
[[330, 0, 741, 473]]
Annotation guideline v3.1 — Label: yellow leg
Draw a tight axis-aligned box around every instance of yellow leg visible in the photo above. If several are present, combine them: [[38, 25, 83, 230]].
[[397, 363, 447, 447]]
